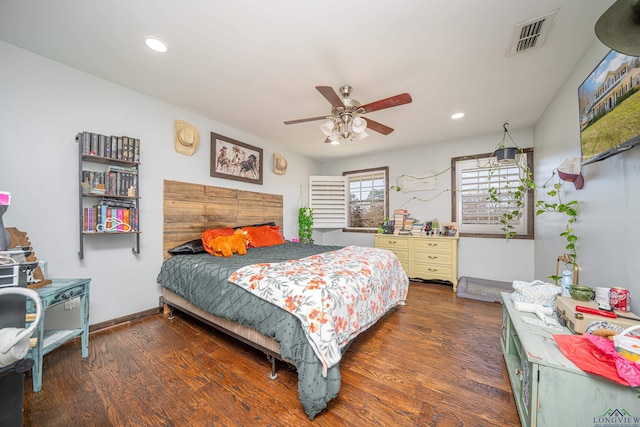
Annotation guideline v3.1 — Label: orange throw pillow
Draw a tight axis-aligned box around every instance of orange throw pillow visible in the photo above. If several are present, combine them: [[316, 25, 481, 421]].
[[242, 225, 285, 248], [201, 227, 234, 255]]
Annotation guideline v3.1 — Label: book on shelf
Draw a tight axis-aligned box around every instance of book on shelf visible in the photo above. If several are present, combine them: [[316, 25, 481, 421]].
[[90, 133, 98, 155], [117, 136, 123, 160], [104, 135, 112, 158], [110, 136, 117, 159], [133, 139, 140, 162]]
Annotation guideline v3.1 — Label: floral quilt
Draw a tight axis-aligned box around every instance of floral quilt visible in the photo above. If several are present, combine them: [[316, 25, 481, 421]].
[[229, 245, 409, 375]]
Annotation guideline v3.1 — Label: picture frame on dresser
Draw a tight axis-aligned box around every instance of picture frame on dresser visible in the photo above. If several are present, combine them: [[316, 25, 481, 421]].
[[210, 133, 263, 185]]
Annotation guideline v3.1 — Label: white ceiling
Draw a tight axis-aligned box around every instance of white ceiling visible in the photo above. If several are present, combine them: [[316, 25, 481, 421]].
[[0, 0, 613, 161]]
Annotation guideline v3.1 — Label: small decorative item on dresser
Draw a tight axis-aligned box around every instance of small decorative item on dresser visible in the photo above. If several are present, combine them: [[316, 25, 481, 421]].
[[610, 287, 630, 312], [569, 285, 594, 302]]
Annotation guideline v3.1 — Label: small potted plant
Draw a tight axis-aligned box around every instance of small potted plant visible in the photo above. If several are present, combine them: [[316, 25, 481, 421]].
[[298, 207, 314, 244]]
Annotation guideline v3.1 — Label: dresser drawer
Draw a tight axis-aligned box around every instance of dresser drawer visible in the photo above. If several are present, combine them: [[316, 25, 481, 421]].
[[46, 284, 87, 306], [374, 236, 410, 250], [412, 239, 453, 253], [387, 249, 409, 263], [413, 252, 452, 266], [412, 264, 453, 280]]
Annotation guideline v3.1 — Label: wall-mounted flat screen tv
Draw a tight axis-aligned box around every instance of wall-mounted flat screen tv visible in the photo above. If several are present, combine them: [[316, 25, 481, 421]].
[[578, 50, 640, 165]]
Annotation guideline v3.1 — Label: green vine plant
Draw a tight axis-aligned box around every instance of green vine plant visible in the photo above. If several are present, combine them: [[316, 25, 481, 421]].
[[535, 171, 579, 281], [298, 207, 314, 244], [485, 152, 535, 239]]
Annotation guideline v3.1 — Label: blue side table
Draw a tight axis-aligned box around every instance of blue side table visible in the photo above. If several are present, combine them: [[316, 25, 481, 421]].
[[27, 278, 90, 392]]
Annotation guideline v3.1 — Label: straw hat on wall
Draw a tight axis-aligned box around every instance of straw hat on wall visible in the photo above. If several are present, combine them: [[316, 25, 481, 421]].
[[175, 120, 200, 156], [274, 153, 287, 175]]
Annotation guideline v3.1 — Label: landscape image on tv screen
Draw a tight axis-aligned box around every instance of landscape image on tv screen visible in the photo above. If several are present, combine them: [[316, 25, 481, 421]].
[[578, 50, 640, 165]]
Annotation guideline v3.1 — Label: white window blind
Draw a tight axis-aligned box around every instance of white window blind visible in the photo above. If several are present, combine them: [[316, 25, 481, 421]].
[[309, 176, 347, 228]]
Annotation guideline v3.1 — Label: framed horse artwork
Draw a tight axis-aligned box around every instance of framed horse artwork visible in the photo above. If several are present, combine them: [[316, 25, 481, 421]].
[[210, 133, 263, 185]]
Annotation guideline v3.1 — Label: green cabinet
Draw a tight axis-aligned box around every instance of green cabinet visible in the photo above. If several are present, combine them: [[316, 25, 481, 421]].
[[501, 292, 640, 427]]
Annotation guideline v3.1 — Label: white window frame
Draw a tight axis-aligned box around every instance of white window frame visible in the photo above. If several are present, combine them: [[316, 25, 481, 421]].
[[451, 149, 534, 239]]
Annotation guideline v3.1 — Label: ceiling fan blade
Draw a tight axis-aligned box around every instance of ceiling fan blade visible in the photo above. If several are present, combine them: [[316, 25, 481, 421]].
[[284, 116, 328, 125], [316, 86, 345, 109], [360, 93, 412, 114], [364, 118, 394, 135]]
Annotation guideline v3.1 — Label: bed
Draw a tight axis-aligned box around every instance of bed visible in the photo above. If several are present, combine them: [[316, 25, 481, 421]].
[[157, 180, 409, 419]]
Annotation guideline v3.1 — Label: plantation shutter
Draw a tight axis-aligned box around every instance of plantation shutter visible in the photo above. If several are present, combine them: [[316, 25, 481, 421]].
[[309, 176, 347, 228], [456, 156, 528, 235]]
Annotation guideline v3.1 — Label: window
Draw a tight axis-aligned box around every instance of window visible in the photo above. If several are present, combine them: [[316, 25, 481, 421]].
[[451, 149, 534, 239], [309, 166, 389, 232], [343, 167, 389, 231]]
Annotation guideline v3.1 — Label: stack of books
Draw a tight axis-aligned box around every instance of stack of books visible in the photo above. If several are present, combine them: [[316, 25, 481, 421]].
[[393, 209, 408, 234], [399, 217, 415, 235], [411, 222, 425, 235]]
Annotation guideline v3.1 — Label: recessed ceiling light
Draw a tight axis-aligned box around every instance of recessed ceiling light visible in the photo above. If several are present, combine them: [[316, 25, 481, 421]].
[[451, 112, 465, 119], [144, 37, 168, 53]]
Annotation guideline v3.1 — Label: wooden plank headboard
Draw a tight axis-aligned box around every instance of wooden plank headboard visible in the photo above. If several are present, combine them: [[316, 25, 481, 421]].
[[163, 180, 283, 258]]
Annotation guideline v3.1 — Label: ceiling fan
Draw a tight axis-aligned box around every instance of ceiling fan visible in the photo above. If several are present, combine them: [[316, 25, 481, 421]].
[[284, 85, 412, 144]]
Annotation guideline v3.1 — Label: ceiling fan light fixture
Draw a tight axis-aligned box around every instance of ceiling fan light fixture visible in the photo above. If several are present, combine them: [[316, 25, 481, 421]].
[[284, 85, 412, 145], [357, 129, 369, 141], [352, 117, 367, 133], [320, 119, 335, 136]]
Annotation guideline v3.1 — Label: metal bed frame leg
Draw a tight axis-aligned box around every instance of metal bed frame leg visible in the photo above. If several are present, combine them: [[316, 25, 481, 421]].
[[159, 296, 175, 320], [266, 354, 278, 380]]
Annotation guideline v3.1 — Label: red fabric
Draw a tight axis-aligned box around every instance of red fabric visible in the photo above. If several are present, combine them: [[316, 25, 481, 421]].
[[242, 225, 285, 248], [585, 333, 640, 387], [554, 334, 640, 387], [200, 228, 234, 255]]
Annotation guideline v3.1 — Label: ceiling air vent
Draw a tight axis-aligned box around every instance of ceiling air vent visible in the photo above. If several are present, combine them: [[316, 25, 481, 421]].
[[508, 10, 557, 56]]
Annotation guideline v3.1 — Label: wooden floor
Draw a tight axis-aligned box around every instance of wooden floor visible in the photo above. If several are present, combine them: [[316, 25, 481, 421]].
[[23, 282, 521, 426]]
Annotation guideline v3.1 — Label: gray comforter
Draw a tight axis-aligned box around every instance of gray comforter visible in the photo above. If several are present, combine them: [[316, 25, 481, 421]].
[[156, 242, 345, 420]]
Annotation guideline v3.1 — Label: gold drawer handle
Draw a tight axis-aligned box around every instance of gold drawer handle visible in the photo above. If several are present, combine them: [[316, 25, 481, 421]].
[[428, 243, 438, 247], [427, 255, 438, 259], [427, 268, 439, 272]]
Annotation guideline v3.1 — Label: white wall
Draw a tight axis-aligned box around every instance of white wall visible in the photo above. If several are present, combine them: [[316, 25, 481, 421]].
[[534, 39, 640, 313], [319, 129, 536, 283], [0, 41, 321, 324]]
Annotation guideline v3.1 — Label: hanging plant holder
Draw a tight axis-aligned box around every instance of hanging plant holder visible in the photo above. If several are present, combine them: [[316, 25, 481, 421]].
[[494, 146, 519, 163], [493, 123, 520, 164]]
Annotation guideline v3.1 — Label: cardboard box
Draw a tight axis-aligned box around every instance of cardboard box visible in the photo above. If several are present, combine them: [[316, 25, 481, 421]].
[[556, 296, 640, 334]]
